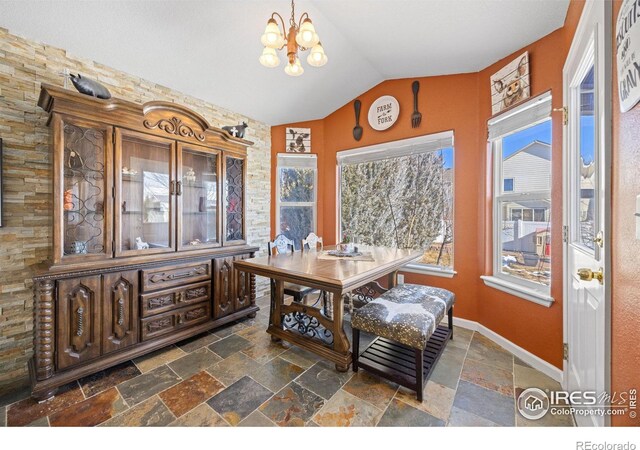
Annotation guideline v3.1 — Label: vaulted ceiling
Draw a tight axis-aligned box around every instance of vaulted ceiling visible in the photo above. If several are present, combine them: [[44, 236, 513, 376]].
[[0, 0, 570, 125]]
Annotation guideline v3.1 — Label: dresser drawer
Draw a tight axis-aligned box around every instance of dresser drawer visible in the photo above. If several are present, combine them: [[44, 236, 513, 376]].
[[140, 301, 211, 342], [140, 281, 211, 318], [141, 261, 211, 292]]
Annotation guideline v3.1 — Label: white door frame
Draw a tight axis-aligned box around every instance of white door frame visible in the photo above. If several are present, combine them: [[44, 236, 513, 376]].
[[562, 0, 612, 426]]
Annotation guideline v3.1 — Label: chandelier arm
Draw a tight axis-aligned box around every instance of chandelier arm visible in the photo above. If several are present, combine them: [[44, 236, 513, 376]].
[[271, 12, 287, 37], [297, 12, 309, 29]]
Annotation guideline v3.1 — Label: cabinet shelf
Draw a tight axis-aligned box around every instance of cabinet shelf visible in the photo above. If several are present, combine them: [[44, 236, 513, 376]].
[[64, 209, 102, 214]]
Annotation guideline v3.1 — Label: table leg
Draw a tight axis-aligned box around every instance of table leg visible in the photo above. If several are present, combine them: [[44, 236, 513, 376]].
[[270, 279, 284, 342], [323, 291, 333, 320], [269, 278, 275, 326], [330, 288, 350, 372], [388, 270, 399, 289]]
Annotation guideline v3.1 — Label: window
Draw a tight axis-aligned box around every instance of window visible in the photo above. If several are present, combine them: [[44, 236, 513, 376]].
[[276, 154, 317, 250], [337, 131, 454, 271], [504, 178, 514, 192], [487, 93, 552, 298]]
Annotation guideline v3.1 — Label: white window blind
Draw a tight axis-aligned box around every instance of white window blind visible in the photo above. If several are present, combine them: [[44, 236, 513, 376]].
[[488, 92, 552, 140], [337, 131, 453, 165], [277, 153, 317, 168]]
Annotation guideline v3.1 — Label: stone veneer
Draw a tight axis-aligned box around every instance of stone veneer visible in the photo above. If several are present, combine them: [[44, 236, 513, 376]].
[[0, 28, 271, 391]]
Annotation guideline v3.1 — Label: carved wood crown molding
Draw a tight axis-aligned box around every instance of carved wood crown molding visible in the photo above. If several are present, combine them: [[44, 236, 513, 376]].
[[37, 83, 254, 147], [143, 116, 206, 142]]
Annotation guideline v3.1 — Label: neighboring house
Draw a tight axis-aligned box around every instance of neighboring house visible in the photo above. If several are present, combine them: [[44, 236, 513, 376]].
[[501, 141, 595, 258], [502, 140, 551, 222], [502, 141, 551, 260]]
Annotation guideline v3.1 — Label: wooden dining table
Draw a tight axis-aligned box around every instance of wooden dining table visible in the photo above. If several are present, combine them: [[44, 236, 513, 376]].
[[233, 246, 422, 372]]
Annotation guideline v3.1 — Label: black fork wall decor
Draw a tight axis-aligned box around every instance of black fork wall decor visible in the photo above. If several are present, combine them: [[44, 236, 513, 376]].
[[411, 80, 422, 128]]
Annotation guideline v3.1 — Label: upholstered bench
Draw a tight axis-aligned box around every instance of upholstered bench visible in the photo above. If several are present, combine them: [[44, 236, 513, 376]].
[[351, 284, 455, 402]]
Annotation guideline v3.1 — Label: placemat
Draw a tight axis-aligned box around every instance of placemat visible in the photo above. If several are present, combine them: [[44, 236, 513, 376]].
[[317, 251, 376, 262]]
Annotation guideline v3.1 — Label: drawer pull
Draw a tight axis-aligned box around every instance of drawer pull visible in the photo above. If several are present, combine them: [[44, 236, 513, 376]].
[[117, 298, 125, 326], [176, 292, 182, 302], [149, 266, 207, 284], [76, 307, 84, 337]]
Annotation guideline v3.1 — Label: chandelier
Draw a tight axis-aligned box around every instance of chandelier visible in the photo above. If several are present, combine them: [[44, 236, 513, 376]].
[[259, 0, 328, 76]]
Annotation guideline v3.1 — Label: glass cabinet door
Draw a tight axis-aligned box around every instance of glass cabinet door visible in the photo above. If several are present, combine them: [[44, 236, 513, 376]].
[[224, 154, 245, 244], [56, 116, 113, 264], [115, 129, 175, 256], [177, 144, 220, 250]]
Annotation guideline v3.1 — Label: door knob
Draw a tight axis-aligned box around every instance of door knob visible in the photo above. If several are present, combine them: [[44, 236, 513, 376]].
[[577, 267, 604, 284]]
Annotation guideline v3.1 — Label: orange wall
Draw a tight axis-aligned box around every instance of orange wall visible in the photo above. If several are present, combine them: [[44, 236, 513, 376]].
[[270, 1, 585, 368], [611, 0, 640, 428]]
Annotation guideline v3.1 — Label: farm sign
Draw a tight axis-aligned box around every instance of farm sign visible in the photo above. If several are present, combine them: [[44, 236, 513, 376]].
[[368, 95, 400, 131], [617, 0, 640, 112]]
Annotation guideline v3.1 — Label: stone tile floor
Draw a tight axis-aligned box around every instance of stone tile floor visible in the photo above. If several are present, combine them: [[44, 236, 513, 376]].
[[0, 295, 574, 427]]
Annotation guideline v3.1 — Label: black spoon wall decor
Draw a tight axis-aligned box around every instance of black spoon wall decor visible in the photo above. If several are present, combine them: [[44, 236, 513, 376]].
[[353, 99, 363, 141]]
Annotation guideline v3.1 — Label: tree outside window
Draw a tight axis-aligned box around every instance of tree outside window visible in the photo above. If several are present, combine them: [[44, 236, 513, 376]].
[[340, 146, 454, 269]]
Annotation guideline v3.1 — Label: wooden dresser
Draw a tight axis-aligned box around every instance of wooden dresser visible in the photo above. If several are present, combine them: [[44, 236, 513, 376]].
[[30, 85, 259, 399]]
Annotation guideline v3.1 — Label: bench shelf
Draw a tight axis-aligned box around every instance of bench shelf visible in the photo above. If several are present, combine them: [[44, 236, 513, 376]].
[[354, 325, 452, 393]]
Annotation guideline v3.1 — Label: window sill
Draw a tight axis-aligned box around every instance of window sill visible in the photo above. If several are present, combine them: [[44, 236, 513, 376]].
[[480, 275, 554, 307], [401, 263, 457, 279]]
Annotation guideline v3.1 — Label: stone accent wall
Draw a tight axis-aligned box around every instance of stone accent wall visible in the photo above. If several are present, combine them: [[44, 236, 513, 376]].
[[0, 28, 271, 391]]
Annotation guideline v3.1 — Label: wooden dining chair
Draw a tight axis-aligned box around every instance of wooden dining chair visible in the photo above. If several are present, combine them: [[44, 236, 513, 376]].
[[267, 234, 318, 303], [301, 232, 323, 252]]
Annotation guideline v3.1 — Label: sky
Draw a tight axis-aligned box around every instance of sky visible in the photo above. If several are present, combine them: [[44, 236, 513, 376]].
[[503, 120, 552, 158], [501, 117, 595, 164]]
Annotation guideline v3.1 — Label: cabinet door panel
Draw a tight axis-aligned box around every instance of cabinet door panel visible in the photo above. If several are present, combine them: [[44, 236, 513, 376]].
[[57, 276, 102, 370], [54, 115, 113, 265], [234, 254, 252, 311], [213, 256, 235, 319], [177, 143, 221, 251], [223, 154, 246, 245], [115, 128, 176, 257], [102, 271, 139, 354]]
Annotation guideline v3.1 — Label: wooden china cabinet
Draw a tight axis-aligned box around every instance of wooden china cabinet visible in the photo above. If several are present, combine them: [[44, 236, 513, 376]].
[[30, 84, 258, 399]]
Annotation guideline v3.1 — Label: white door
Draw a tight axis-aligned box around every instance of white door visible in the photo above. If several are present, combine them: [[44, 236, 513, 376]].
[[563, 0, 611, 427]]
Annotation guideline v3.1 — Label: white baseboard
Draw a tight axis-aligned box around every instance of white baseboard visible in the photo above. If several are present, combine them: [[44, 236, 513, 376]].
[[452, 317, 563, 383]]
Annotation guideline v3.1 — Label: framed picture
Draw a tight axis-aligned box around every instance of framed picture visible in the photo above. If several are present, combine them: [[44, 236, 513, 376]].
[[285, 127, 311, 153], [490, 52, 530, 115], [0, 138, 3, 228]]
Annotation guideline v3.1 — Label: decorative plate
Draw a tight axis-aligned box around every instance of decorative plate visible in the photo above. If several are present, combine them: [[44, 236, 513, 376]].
[[368, 95, 400, 131]]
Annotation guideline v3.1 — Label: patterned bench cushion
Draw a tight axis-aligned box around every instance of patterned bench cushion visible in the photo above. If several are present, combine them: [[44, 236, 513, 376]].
[[351, 284, 455, 350]]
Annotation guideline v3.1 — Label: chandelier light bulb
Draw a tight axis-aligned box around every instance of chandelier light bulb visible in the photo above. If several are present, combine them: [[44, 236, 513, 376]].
[[261, 19, 285, 49], [296, 18, 319, 48], [284, 58, 304, 76], [259, 47, 280, 68], [307, 43, 328, 67]]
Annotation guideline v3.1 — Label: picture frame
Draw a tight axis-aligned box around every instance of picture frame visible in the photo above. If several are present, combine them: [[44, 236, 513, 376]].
[[490, 52, 530, 115], [285, 127, 311, 153]]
